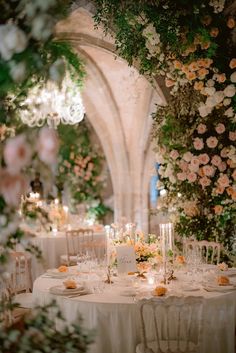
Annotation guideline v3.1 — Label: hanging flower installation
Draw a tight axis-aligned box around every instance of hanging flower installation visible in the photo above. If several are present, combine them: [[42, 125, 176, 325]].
[[94, 0, 236, 260]]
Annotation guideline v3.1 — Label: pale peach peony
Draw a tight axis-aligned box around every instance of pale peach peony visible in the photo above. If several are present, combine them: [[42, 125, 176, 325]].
[[193, 137, 204, 150], [199, 176, 211, 188], [194, 81, 204, 91], [215, 123, 225, 134], [3, 134, 32, 173], [217, 174, 230, 188], [229, 131, 236, 141], [206, 136, 218, 148], [214, 205, 223, 215], [186, 71, 196, 81], [197, 124, 207, 134], [211, 155, 222, 167], [202, 165, 215, 177], [0, 170, 28, 207], [229, 58, 236, 69], [215, 73, 226, 83], [198, 153, 210, 165], [188, 62, 199, 71], [37, 127, 59, 165], [198, 68, 209, 79]]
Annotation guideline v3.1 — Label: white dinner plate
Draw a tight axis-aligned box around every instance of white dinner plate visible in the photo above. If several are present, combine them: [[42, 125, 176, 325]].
[[49, 285, 86, 296], [219, 268, 236, 277], [119, 289, 137, 297], [46, 269, 69, 278], [181, 285, 200, 292], [203, 284, 236, 292]]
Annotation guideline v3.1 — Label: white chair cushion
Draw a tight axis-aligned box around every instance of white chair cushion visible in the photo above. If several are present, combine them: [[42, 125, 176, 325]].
[[13, 293, 33, 309], [60, 254, 77, 265], [136, 340, 197, 353]]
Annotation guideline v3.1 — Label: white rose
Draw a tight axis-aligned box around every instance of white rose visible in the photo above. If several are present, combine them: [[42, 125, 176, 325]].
[[205, 87, 216, 96], [206, 79, 215, 87], [224, 84, 236, 98], [224, 107, 234, 117], [0, 24, 27, 60], [31, 14, 53, 41], [214, 91, 224, 104], [199, 104, 212, 117], [9, 61, 26, 82], [223, 98, 231, 106], [230, 72, 236, 83]]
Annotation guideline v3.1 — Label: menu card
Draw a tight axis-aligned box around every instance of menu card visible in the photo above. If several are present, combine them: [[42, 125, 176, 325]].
[[116, 245, 137, 274]]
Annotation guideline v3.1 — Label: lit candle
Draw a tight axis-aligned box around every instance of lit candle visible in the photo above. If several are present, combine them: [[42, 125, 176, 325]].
[[54, 198, 59, 205], [52, 227, 58, 236], [148, 276, 155, 285]]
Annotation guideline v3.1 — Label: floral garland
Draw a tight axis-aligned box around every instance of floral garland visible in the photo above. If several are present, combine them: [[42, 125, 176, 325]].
[[94, 0, 236, 260]]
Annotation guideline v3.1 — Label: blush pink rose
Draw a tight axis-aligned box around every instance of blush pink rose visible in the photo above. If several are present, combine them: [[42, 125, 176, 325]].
[[183, 152, 193, 162], [214, 185, 225, 194], [197, 123, 207, 134], [0, 170, 28, 207], [229, 131, 236, 141], [215, 123, 225, 134], [3, 134, 32, 173], [37, 127, 59, 165], [217, 174, 230, 188], [206, 136, 218, 148], [218, 162, 227, 172], [189, 157, 200, 172], [193, 137, 204, 150], [187, 172, 197, 183], [177, 172, 187, 181], [199, 176, 211, 188], [170, 150, 179, 160], [211, 155, 222, 167], [198, 153, 210, 165], [179, 160, 189, 172], [202, 165, 215, 177]]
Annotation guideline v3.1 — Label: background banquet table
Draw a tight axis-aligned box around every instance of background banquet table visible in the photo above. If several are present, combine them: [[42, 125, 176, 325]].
[[33, 273, 236, 353], [30, 231, 106, 280]]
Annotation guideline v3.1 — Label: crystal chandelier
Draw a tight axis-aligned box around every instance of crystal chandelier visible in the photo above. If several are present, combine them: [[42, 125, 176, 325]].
[[19, 75, 85, 128]]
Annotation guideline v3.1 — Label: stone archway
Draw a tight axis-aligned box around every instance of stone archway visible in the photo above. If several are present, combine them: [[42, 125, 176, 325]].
[[55, 6, 167, 231]]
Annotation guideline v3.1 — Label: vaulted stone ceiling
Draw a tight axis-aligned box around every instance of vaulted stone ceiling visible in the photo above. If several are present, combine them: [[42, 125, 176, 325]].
[[55, 6, 166, 231]]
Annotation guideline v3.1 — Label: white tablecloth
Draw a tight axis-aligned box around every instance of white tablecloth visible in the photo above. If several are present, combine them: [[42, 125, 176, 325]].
[[33, 273, 236, 353], [30, 231, 106, 280]]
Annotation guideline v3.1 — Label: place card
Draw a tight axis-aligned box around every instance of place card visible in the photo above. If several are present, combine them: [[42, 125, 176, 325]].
[[116, 245, 137, 274]]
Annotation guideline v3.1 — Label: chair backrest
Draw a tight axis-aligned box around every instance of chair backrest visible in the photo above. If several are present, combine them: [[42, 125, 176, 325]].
[[184, 239, 220, 264], [0, 279, 13, 326], [65, 229, 94, 262], [9, 252, 31, 294], [139, 296, 203, 353]]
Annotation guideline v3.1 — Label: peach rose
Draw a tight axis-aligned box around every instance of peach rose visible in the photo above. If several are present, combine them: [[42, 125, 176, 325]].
[[229, 58, 236, 69], [206, 136, 218, 148], [193, 137, 204, 150], [170, 150, 179, 160], [217, 174, 230, 188], [199, 176, 211, 188], [215, 73, 226, 83], [188, 62, 199, 71], [189, 157, 200, 172], [198, 167, 205, 177], [3, 134, 32, 174], [202, 165, 215, 177], [173, 60, 182, 70], [194, 81, 204, 91], [198, 153, 210, 165], [210, 27, 219, 37], [211, 155, 222, 167], [232, 170, 236, 181], [179, 160, 189, 172], [186, 71, 197, 81], [0, 170, 28, 207], [215, 123, 225, 134], [218, 162, 227, 172], [165, 78, 175, 87], [183, 152, 193, 163], [201, 42, 210, 50], [176, 255, 186, 264], [214, 205, 223, 215], [177, 172, 187, 181], [187, 172, 197, 183], [229, 131, 236, 141], [215, 185, 225, 194], [198, 68, 209, 79], [197, 123, 207, 134], [227, 17, 235, 29]]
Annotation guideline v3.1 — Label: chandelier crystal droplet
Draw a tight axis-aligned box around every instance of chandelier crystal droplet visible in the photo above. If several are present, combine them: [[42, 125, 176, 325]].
[[19, 75, 85, 128]]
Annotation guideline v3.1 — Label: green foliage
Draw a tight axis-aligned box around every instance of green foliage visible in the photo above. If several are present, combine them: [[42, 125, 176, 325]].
[[0, 301, 94, 353]]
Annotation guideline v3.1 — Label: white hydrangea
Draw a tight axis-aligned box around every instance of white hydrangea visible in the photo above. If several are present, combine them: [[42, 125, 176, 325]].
[[198, 103, 212, 117], [31, 14, 54, 41], [0, 24, 27, 61]]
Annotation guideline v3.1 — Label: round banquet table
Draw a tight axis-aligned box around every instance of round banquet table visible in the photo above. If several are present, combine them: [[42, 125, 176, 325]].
[[30, 231, 106, 280], [33, 272, 236, 353]]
